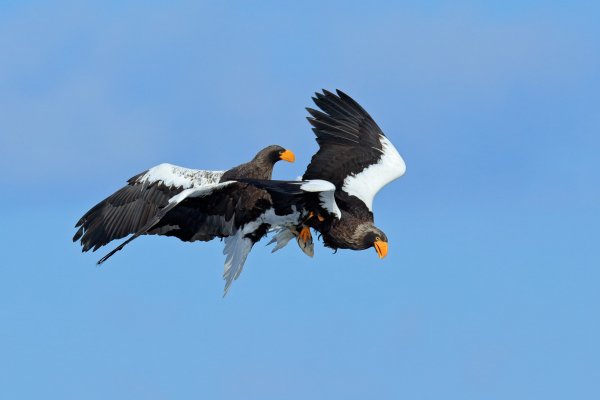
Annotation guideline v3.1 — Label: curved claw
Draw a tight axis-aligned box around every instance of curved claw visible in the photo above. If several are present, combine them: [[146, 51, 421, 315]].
[[298, 226, 312, 244], [296, 226, 314, 257]]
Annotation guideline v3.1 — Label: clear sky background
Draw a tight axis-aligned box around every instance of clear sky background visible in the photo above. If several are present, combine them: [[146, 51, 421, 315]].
[[1, 1, 599, 399]]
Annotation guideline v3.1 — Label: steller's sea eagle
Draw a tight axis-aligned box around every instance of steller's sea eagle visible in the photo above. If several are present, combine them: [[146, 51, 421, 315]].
[[243, 89, 406, 259], [73, 145, 316, 294]]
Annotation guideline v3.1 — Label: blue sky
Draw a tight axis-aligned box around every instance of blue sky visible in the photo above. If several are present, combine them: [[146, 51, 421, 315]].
[[1, 1, 599, 399]]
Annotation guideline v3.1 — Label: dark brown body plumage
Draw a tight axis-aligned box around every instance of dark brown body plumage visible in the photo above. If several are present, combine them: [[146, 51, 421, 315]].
[[242, 90, 396, 257], [73, 145, 293, 264]]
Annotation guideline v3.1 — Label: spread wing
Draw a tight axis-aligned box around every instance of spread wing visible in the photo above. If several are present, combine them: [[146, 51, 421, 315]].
[[303, 89, 406, 211], [74, 162, 276, 293], [73, 163, 225, 252], [94, 180, 272, 265]]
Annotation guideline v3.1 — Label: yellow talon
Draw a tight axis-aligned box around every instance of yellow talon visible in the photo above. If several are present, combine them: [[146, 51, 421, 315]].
[[306, 211, 324, 222], [298, 226, 312, 243]]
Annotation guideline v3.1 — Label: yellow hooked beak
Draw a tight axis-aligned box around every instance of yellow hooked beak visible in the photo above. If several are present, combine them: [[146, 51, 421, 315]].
[[374, 238, 388, 259], [279, 149, 295, 163]]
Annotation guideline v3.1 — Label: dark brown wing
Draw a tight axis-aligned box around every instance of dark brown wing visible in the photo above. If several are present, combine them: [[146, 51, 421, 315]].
[[95, 182, 273, 265], [73, 164, 225, 252], [303, 89, 385, 188], [73, 172, 183, 252], [149, 183, 272, 242]]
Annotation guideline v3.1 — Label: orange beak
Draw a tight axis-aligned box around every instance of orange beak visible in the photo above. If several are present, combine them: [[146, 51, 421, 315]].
[[374, 239, 388, 259], [279, 149, 295, 163]]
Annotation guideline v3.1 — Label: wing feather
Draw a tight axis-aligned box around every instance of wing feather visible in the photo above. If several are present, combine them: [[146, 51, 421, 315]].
[[74, 164, 224, 252], [303, 90, 405, 211], [95, 181, 238, 264]]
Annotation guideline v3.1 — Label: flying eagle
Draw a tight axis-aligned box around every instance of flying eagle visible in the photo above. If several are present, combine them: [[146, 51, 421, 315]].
[[244, 89, 406, 259], [74, 90, 406, 294], [73, 145, 314, 294]]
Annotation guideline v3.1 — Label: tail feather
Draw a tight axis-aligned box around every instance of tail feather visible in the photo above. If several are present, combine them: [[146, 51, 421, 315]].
[[268, 228, 295, 253], [222, 231, 254, 296], [267, 227, 314, 258]]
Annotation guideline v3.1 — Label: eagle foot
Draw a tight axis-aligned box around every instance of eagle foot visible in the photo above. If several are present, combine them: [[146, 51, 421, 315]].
[[297, 226, 313, 247], [305, 211, 325, 223]]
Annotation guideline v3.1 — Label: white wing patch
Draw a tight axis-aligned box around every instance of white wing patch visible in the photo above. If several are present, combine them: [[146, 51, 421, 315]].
[[300, 179, 335, 192], [341, 135, 406, 211], [318, 190, 341, 219], [300, 179, 341, 219], [166, 181, 236, 205], [136, 163, 225, 189]]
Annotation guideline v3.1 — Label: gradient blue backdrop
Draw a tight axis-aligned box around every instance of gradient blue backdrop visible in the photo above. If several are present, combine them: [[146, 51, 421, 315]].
[[1, 1, 598, 399]]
